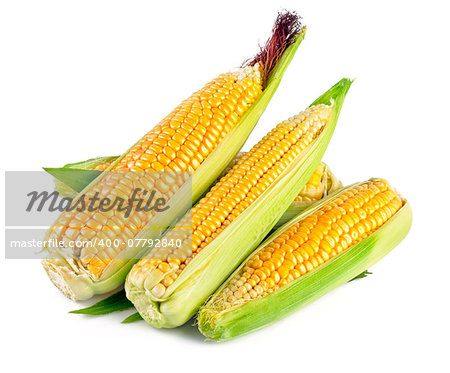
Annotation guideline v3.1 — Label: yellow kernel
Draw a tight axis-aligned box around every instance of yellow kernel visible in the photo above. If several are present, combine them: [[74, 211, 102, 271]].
[[151, 283, 166, 298]]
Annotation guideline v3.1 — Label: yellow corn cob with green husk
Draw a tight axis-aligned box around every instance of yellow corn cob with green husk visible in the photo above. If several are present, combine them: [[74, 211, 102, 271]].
[[125, 78, 352, 328], [198, 179, 412, 341], [42, 11, 306, 301]]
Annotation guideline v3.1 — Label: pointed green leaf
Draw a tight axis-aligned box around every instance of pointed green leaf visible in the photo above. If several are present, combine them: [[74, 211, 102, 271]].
[[349, 270, 372, 282], [70, 290, 133, 315], [61, 156, 118, 170], [122, 312, 143, 323], [44, 168, 102, 193]]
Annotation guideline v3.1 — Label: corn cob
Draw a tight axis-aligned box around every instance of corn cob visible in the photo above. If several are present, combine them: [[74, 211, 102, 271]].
[[42, 11, 306, 301], [125, 78, 352, 328], [198, 179, 412, 341]]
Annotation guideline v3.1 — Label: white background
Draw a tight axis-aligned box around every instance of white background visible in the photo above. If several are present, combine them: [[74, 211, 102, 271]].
[[1, 1, 449, 372]]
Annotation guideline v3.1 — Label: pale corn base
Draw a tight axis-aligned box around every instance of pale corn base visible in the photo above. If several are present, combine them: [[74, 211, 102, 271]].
[[42, 260, 77, 300]]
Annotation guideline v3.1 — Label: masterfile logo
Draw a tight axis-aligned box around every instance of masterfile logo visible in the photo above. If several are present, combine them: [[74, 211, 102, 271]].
[[4, 170, 193, 260]]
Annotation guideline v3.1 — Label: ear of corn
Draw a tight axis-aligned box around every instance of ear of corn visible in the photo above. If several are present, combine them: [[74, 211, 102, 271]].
[[125, 78, 352, 328], [42, 12, 306, 301], [197, 179, 412, 341]]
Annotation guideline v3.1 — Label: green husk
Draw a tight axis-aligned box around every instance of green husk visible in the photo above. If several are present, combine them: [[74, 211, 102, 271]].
[[197, 180, 412, 341], [69, 290, 133, 315], [349, 270, 372, 281], [60, 156, 118, 170], [122, 312, 143, 323], [42, 28, 307, 301], [125, 78, 352, 328], [44, 156, 117, 198]]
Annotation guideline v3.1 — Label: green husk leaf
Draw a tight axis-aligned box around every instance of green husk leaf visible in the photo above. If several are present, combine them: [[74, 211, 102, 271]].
[[70, 290, 133, 315], [197, 181, 412, 341], [61, 156, 118, 170], [122, 312, 143, 323], [44, 156, 117, 195], [44, 168, 102, 194], [349, 270, 372, 281], [125, 78, 352, 328], [42, 29, 307, 301]]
